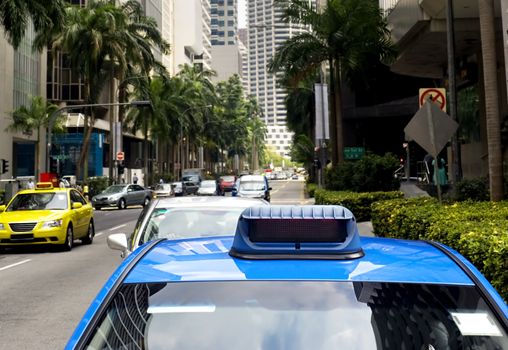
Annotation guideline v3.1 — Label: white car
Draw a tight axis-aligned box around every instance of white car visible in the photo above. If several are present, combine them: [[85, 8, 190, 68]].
[[107, 196, 269, 256], [197, 180, 218, 196]]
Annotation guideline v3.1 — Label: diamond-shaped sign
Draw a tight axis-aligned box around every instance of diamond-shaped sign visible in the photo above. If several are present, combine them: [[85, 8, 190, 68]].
[[404, 99, 458, 157]]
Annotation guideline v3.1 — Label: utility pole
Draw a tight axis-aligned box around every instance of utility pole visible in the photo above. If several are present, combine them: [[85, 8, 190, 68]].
[[502, 0, 508, 104]]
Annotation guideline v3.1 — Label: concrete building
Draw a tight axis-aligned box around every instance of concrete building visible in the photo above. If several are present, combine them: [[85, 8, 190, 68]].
[[381, 0, 507, 179], [171, 0, 212, 73], [0, 24, 47, 179], [246, 0, 315, 158]]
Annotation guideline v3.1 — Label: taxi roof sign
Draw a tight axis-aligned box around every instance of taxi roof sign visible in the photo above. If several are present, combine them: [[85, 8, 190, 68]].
[[230, 205, 363, 260], [35, 182, 54, 190]]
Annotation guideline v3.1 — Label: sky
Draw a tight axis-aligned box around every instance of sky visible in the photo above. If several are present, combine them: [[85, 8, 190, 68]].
[[238, 0, 246, 28]]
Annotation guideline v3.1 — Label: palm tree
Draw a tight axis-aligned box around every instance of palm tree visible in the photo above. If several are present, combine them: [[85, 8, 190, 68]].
[[478, 0, 503, 200], [269, 0, 395, 164], [0, 0, 65, 49], [6, 96, 60, 179]]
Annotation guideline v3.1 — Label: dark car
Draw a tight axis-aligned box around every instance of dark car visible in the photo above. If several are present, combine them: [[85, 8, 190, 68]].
[[182, 175, 201, 195], [67, 205, 508, 349], [219, 175, 236, 194]]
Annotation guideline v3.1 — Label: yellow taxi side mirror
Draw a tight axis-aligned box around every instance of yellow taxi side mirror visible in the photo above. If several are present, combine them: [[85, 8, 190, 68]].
[[72, 202, 83, 209], [0, 205, 5, 212]]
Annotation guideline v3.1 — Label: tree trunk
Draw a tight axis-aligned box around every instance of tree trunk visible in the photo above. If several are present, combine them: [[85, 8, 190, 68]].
[[328, 58, 338, 165], [108, 72, 115, 184], [35, 129, 40, 181], [479, 0, 503, 201], [78, 112, 95, 181], [144, 119, 149, 186], [334, 61, 344, 164]]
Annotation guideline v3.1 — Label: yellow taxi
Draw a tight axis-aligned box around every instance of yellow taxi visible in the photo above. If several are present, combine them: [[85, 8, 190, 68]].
[[0, 182, 94, 251]]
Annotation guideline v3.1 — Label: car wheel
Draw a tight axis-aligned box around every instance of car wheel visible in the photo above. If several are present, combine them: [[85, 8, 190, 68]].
[[94, 206, 102, 211], [118, 198, 126, 210], [60, 225, 73, 251], [81, 220, 95, 245], [143, 197, 150, 207]]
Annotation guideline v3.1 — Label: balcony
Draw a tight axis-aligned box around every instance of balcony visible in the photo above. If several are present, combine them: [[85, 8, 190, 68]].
[[386, 0, 489, 78]]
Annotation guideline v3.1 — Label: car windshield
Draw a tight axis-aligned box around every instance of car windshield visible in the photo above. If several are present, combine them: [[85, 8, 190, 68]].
[[239, 181, 265, 191], [84, 281, 508, 350], [201, 181, 216, 188], [221, 176, 235, 182], [155, 184, 171, 191], [7, 193, 68, 211], [102, 185, 126, 194], [139, 207, 246, 243], [183, 175, 199, 182]]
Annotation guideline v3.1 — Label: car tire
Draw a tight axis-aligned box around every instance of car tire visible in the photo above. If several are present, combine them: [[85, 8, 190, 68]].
[[81, 220, 95, 245], [94, 206, 102, 211], [118, 198, 126, 210], [60, 225, 73, 252], [143, 197, 150, 207]]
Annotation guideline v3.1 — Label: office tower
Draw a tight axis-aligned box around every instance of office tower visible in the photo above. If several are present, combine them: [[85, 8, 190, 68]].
[[247, 0, 315, 158]]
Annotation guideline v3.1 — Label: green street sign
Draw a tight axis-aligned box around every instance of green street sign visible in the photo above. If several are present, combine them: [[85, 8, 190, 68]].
[[344, 147, 365, 160]]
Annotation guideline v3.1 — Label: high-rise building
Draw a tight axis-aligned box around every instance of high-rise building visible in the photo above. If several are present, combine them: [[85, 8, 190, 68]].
[[247, 0, 314, 158], [0, 24, 47, 177]]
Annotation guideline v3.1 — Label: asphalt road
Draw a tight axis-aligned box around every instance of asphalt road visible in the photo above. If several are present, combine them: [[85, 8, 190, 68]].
[[0, 178, 306, 349]]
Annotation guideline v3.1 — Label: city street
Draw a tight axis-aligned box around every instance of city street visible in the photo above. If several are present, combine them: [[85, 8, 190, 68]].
[[0, 178, 306, 349]]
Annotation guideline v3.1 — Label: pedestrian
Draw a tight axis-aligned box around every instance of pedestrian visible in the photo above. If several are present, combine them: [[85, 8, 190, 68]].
[[133, 173, 139, 184], [27, 178, 35, 189], [432, 157, 447, 186], [159, 178, 164, 184]]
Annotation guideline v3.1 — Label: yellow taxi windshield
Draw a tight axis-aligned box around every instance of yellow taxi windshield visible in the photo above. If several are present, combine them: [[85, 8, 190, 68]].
[[7, 192, 68, 211]]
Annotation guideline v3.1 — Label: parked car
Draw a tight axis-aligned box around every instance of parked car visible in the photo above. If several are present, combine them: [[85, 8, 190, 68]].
[[91, 184, 153, 210], [291, 173, 299, 180], [232, 174, 271, 202], [0, 182, 94, 251], [153, 183, 174, 198], [171, 182, 183, 196], [107, 196, 268, 256], [197, 180, 219, 196], [218, 175, 236, 194], [68, 205, 508, 349]]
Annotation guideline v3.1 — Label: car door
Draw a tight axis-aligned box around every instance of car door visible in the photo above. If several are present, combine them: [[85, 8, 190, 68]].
[[70, 190, 88, 237], [134, 185, 148, 204], [125, 185, 137, 205]]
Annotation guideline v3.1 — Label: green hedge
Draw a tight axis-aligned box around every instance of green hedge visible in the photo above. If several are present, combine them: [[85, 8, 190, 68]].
[[314, 189, 404, 222], [371, 198, 508, 300], [306, 183, 318, 198]]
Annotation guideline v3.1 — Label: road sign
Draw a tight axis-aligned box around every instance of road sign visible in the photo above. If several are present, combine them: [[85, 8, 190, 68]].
[[344, 147, 365, 160], [419, 88, 446, 111], [404, 99, 458, 157], [116, 151, 124, 161]]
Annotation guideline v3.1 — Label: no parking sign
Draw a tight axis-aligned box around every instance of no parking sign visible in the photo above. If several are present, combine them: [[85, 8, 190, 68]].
[[419, 88, 446, 111]]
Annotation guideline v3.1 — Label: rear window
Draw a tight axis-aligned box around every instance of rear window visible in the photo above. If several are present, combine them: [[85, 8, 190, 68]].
[[83, 281, 508, 350]]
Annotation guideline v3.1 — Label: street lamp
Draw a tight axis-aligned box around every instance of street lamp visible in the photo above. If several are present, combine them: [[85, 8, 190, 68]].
[[45, 100, 150, 174]]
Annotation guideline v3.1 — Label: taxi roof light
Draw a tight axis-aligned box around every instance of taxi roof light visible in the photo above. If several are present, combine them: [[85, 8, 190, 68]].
[[229, 205, 364, 260], [35, 182, 54, 190]]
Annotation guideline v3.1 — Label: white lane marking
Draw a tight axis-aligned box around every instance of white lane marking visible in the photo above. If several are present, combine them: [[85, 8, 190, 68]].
[[95, 231, 105, 237], [108, 224, 126, 232], [0, 259, 31, 272]]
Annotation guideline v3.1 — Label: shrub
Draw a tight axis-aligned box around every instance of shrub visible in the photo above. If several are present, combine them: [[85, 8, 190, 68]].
[[314, 189, 404, 222], [453, 177, 489, 201], [370, 198, 508, 301], [86, 176, 110, 197], [325, 153, 400, 192], [306, 183, 318, 198]]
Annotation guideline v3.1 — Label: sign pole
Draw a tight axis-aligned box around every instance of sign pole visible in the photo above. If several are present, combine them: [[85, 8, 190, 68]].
[[425, 101, 442, 202]]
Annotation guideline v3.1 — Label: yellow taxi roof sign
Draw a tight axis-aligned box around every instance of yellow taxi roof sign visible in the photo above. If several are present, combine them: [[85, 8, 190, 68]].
[[36, 182, 54, 190]]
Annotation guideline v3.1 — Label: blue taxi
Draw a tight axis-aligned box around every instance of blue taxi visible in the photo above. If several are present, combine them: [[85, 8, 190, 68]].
[[66, 205, 508, 349]]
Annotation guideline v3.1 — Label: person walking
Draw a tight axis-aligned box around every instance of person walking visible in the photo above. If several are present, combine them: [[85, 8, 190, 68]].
[[133, 173, 139, 184], [27, 179, 35, 189]]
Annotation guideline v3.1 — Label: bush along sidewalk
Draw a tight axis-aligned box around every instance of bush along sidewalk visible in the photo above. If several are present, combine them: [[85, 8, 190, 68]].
[[371, 198, 508, 301], [306, 183, 318, 198], [314, 189, 404, 222]]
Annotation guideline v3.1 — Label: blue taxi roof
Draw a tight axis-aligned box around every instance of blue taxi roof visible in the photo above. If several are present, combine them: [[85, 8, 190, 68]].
[[123, 236, 474, 285]]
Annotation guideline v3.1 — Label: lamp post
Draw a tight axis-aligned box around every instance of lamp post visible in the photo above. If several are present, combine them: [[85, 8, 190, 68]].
[[178, 105, 213, 179], [46, 100, 150, 175]]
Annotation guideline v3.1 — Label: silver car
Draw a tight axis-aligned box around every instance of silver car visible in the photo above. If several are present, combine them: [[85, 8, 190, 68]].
[[107, 196, 268, 256], [197, 180, 218, 196], [154, 183, 174, 198], [91, 184, 153, 210]]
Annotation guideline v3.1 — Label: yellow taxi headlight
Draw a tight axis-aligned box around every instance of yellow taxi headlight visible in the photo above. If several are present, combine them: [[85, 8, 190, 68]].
[[42, 219, 63, 228]]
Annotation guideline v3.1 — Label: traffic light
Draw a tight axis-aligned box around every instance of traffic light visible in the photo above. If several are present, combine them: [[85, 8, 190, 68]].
[[0, 159, 9, 174]]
